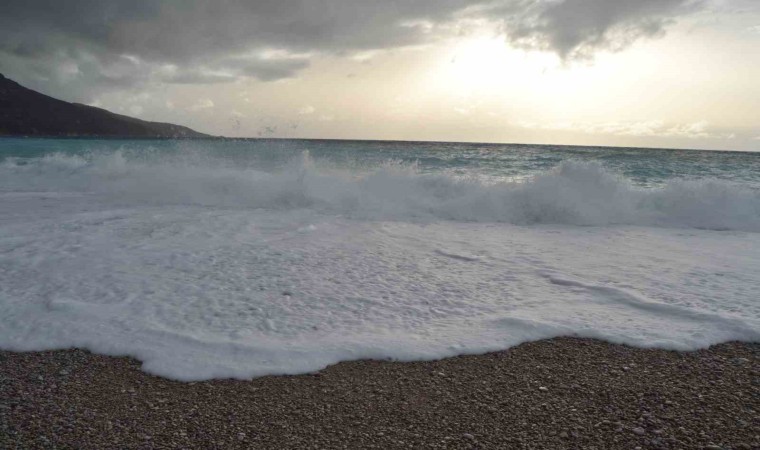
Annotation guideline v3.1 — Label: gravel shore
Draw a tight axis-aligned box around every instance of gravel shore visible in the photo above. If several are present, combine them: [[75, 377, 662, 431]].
[[1, 337, 758, 449]]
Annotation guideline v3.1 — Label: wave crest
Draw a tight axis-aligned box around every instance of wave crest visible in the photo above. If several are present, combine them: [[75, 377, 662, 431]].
[[2, 151, 759, 231]]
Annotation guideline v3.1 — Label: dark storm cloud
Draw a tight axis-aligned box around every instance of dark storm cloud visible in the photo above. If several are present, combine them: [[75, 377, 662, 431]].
[[160, 55, 311, 84], [500, 0, 703, 59], [221, 55, 312, 82], [0, 0, 467, 70], [0, 0, 471, 100], [0, 0, 702, 101]]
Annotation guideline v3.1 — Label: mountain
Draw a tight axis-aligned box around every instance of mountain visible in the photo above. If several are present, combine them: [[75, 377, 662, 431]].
[[0, 74, 209, 138]]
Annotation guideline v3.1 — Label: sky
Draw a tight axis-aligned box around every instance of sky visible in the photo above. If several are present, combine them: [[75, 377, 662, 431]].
[[1, 0, 759, 150]]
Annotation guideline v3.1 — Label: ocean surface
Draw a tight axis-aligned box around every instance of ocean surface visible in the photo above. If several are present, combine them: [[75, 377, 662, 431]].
[[1, 137, 759, 380]]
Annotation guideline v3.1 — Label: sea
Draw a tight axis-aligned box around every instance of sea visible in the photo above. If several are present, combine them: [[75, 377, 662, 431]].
[[1, 137, 759, 380]]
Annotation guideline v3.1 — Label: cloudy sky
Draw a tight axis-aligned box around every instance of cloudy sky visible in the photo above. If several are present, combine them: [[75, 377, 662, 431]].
[[2, 0, 759, 150]]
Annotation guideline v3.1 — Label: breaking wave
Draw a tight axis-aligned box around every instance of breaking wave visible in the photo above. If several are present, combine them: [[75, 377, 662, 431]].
[[2, 150, 759, 231]]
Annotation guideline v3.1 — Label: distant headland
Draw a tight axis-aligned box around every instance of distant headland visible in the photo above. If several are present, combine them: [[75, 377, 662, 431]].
[[0, 73, 209, 138]]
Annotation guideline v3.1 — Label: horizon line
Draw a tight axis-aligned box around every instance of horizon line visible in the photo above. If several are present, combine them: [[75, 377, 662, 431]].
[[2, 134, 757, 154]]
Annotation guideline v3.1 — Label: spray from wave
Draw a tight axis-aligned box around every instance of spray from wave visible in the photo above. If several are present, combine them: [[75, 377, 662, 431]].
[[2, 150, 759, 231]]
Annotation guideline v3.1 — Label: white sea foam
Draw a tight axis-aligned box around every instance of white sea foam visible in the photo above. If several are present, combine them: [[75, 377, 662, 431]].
[[0, 150, 759, 380], [2, 150, 759, 231]]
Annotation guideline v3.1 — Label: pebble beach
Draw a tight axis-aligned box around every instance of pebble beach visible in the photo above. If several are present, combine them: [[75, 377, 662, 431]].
[[1, 337, 758, 449]]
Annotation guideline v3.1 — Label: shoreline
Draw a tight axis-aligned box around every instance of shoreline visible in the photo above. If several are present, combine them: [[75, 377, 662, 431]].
[[1, 337, 757, 449]]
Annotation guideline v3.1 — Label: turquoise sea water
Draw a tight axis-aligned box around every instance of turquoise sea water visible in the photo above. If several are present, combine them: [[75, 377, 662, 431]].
[[3, 137, 760, 188]]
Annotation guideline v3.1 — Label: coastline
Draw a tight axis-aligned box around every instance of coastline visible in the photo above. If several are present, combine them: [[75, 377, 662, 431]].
[[1, 337, 757, 449]]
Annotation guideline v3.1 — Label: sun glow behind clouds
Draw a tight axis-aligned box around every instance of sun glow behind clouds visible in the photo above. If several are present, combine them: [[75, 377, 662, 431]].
[[427, 35, 618, 118], [427, 30, 709, 122], [435, 36, 550, 95], [429, 35, 625, 104]]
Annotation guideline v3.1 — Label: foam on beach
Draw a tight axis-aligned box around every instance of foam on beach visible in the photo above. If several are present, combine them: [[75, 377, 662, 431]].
[[1, 149, 759, 380]]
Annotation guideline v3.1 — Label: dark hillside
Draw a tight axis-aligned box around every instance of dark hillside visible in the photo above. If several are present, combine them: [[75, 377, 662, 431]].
[[0, 74, 208, 138]]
